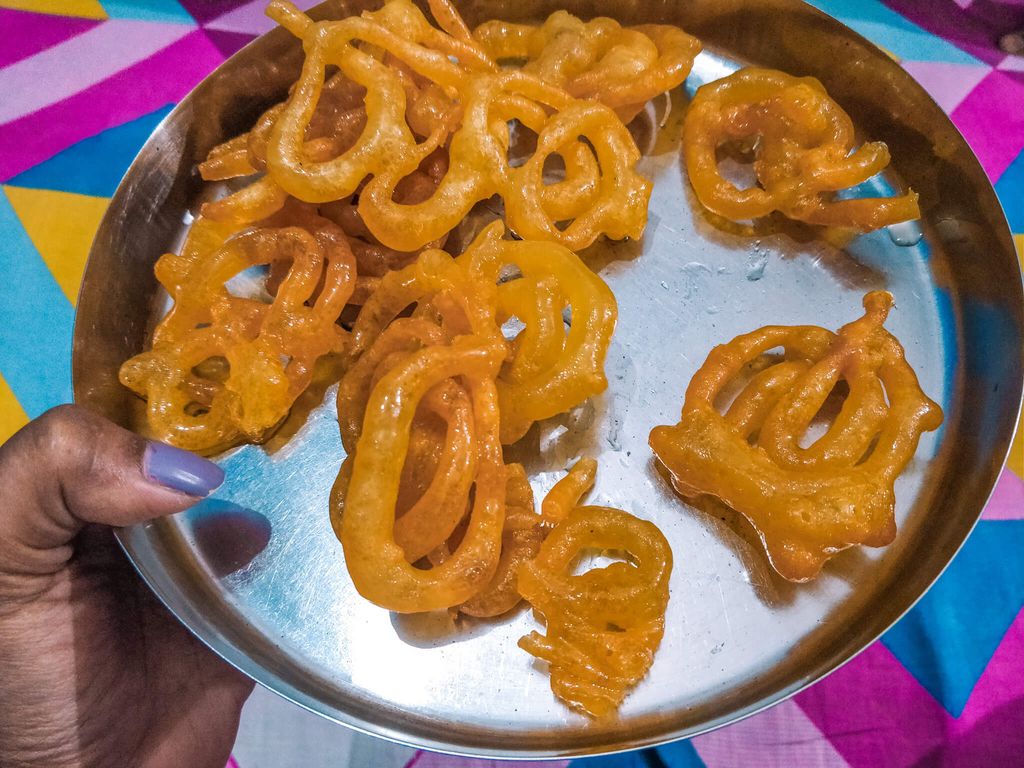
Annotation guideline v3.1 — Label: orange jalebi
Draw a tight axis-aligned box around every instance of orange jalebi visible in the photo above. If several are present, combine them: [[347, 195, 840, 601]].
[[332, 222, 619, 611], [683, 67, 920, 231], [473, 11, 701, 122], [518, 460, 672, 718], [338, 336, 507, 612], [649, 291, 943, 582], [458, 462, 545, 618], [199, 71, 368, 181], [261, 0, 650, 251], [459, 223, 617, 443], [120, 212, 356, 453], [330, 224, 509, 611], [541, 456, 597, 525]]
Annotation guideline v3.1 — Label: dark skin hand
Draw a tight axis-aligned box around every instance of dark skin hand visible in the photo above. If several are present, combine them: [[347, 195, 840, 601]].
[[0, 405, 253, 768]]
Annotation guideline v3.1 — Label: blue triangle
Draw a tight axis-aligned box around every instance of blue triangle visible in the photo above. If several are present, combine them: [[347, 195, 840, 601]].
[[100, 0, 195, 24], [655, 739, 706, 767], [567, 740, 705, 768], [994, 148, 1024, 232], [7, 104, 173, 198], [881, 520, 1024, 716]]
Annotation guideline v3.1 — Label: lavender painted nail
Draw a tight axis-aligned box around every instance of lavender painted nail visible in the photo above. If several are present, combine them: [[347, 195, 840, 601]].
[[143, 441, 225, 497]]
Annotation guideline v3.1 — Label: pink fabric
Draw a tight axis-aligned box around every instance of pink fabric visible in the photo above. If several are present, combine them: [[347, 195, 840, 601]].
[[0, 9, 99, 70], [981, 468, 1024, 520], [0, 30, 225, 181], [951, 69, 1024, 182]]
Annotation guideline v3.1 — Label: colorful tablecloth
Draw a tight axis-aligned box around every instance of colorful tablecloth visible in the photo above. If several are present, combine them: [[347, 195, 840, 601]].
[[1, 0, 1022, 766]]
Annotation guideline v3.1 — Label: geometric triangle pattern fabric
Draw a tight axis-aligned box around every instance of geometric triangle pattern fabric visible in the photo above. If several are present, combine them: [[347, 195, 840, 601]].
[[995, 147, 1024, 233], [1, 2, 1024, 768], [2, 185, 109, 304], [0, 370, 29, 445], [99, 0, 194, 24], [804, 0, 986, 64], [900, 60, 992, 113], [202, 28, 259, 60], [880, 521, 1024, 717], [0, 9, 100, 69], [6, 105, 173, 197], [0, 0, 106, 18], [204, 0, 320, 36]]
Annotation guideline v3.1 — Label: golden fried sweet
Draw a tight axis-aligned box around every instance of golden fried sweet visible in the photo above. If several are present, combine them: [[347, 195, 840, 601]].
[[338, 336, 508, 612], [540, 457, 596, 525], [332, 222, 620, 611], [518, 468, 673, 717], [262, 0, 650, 252], [120, 217, 356, 453], [347, 224, 616, 444], [683, 67, 920, 231], [473, 11, 701, 122], [649, 291, 943, 582], [199, 71, 368, 181], [459, 223, 617, 443], [459, 463, 545, 618]]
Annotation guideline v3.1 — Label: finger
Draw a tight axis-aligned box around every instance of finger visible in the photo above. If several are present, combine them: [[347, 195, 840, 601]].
[[0, 405, 224, 575]]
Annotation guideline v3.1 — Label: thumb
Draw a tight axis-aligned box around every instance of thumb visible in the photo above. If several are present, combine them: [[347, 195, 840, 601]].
[[0, 404, 224, 577]]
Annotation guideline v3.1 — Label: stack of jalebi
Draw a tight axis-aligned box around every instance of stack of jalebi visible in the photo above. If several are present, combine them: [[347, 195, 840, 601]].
[[473, 11, 701, 122], [115, 0, 945, 723], [649, 292, 943, 581], [122, 0, 687, 453], [252, 0, 652, 252], [331, 223, 616, 614], [518, 459, 673, 718], [682, 67, 920, 231]]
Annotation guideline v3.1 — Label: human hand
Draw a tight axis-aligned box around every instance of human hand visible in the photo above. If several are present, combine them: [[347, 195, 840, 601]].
[[0, 405, 253, 768]]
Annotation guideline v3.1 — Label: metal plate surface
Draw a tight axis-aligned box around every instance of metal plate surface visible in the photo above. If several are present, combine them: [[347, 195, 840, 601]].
[[72, 0, 1024, 759]]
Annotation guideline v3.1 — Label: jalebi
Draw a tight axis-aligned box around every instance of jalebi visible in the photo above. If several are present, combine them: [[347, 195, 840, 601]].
[[458, 462, 545, 618], [258, 0, 650, 251], [330, 219, 510, 610], [649, 291, 943, 582], [331, 220, 619, 610], [518, 460, 673, 718], [459, 223, 617, 442], [120, 212, 356, 453], [541, 457, 597, 525], [199, 71, 368, 181], [473, 11, 701, 122], [682, 67, 920, 231], [337, 335, 508, 612]]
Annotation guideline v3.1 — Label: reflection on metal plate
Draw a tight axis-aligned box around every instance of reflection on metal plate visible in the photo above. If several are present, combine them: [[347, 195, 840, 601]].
[[72, 0, 1023, 759]]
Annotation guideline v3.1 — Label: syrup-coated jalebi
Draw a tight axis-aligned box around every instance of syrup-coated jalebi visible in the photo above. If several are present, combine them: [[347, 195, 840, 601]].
[[460, 223, 618, 443], [338, 335, 508, 612], [473, 11, 701, 122], [120, 212, 355, 453], [683, 68, 920, 231], [518, 461, 673, 718], [649, 291, 943, 582], [458, 462, 545, 618], [259, 0, 650, 251], [331, 225, 617, 612], [199, 71, 368, 181]]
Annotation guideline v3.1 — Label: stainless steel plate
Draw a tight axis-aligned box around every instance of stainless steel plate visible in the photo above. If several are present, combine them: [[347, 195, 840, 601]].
[[73, 0, 1024, 759]]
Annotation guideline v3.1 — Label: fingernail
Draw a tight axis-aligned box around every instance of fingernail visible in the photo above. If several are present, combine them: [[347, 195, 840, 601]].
[[143, 442, 225, 497]]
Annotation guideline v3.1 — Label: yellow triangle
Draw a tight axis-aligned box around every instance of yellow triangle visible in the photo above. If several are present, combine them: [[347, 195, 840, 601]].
[[1007, 234, 1023, 478], [0, 0, 107, 18], [0, 372, 28, 446], [1010, 409, 1023, 479], [3, 186, 109, 306]]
